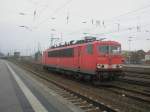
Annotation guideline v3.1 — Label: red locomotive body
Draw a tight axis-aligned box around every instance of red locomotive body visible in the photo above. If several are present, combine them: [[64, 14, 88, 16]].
[[42, 39, 124, 82]]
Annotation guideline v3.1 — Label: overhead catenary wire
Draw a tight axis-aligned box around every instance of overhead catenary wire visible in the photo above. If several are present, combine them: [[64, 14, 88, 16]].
[[64, 5, 150, 38], [64, 22, 150, 38], [106, 4, 150, 23], [34, 1, 150, 29], [34, 0, 73, 29], [23, 0, 150, 43]]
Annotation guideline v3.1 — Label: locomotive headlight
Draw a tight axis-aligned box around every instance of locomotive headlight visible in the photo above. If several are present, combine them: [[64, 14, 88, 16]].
[[97, 64, 106, 69], [116, 64, 122, 68], [97, 64, 101, 68], [119, 64, 123, 68]]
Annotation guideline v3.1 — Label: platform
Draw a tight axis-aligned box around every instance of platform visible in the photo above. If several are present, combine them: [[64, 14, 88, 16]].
[[0, 59, 83, 112]]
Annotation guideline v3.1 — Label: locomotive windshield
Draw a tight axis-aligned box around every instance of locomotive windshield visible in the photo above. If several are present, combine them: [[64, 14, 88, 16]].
[[98, 45, 121, 55]]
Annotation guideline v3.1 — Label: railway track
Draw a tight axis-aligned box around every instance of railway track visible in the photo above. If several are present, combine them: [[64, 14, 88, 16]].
[[118, 77, 150, 87], [9, 59, 150, 112], [122, 67, 150, 86], [29, 69, 117, 112], [123, 66, 150, 75], [124, 72, 150, 79], [116, 69, 150, 87], [10, 61, 119, 112], [104, 85, 150, 104]]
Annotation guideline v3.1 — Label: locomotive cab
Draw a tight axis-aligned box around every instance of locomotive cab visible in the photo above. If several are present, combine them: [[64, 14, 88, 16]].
[[95, 41, 123, 80]]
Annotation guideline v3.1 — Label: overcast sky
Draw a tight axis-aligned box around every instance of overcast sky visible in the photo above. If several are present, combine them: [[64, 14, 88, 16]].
[[0, 0, 150, 55]]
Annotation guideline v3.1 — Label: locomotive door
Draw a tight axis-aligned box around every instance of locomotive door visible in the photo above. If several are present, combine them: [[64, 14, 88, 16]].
[[108, 45, 112, 66], [77, 46, 82, 70], [42, 51, 46, 65]]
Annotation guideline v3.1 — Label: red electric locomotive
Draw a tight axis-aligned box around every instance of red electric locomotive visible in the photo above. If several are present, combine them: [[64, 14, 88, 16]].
[[42, 37, 124, 82]]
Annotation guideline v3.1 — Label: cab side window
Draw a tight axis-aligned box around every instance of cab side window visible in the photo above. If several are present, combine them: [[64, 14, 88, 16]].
[[87, 44, 93, 54]]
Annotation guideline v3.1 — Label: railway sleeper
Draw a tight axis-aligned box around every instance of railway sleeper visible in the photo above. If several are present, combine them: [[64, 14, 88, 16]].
[[57, 92, 70, 96], [76, 101, 89, 106], [68, 98, 82, 102], [53, 90, 66, 94], [63, 96, 76, 101], [72, 101, 85, 105], [84, 107, 100, 112], [74, 101, 89, 106], [61, 95, 75, 98], [52, 88, 67, 92], [57, 91, 67, 94], [79, 104, 93, 108], [65, 97, 79, 101]]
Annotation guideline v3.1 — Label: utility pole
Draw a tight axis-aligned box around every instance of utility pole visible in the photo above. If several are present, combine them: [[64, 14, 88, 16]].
[[116, 23, 120, 32], [37, 42, 41, 52], [66, 10, 69, 24], [128, 39, 131, 64], [60, 33, 63, 44], [33, 10, 36, 21], [128, 36, 134, 64]]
